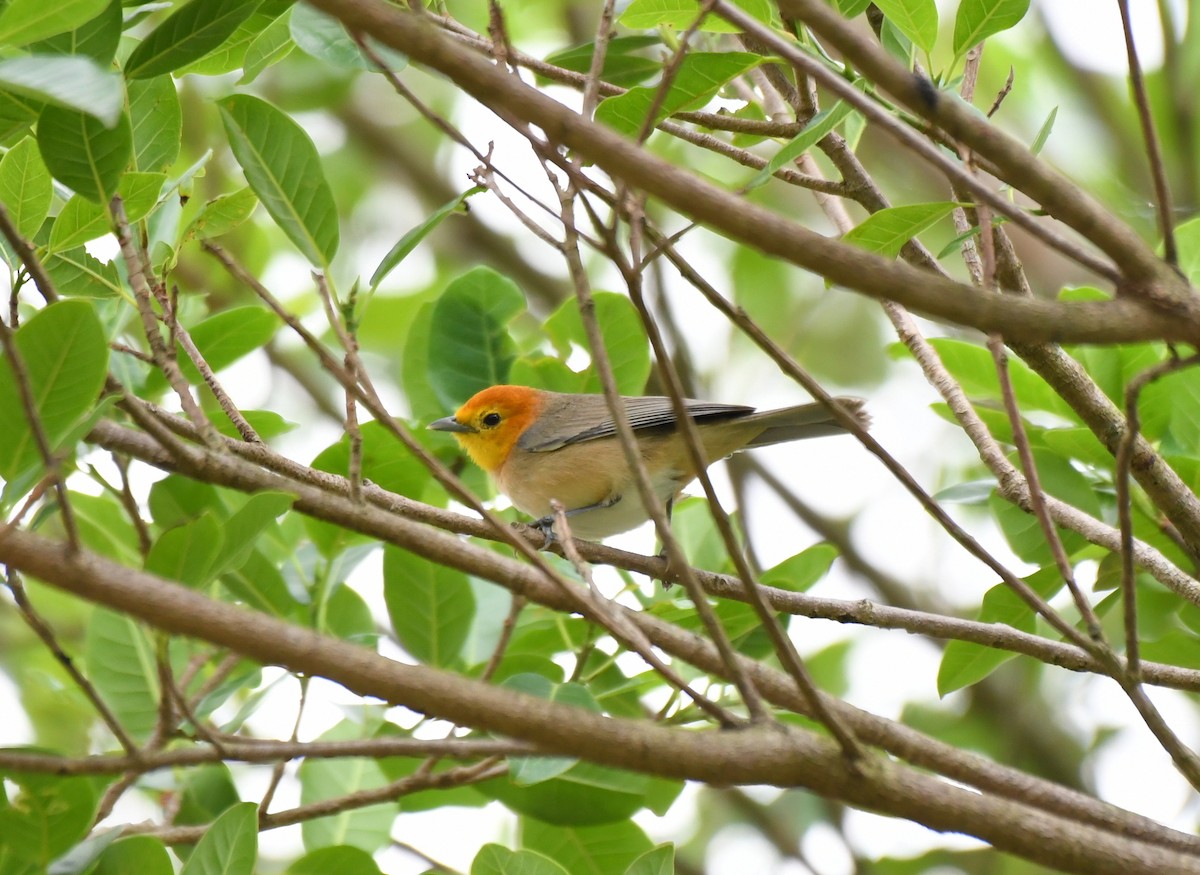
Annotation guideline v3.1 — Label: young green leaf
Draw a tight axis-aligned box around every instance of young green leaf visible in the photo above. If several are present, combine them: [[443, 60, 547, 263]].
[[760, 543, 839, 592], [953, 0, 1031, 58], [873, 0, 938, 53], [218, 93, 340, 267], [1030, 105, 1057, 156], [842, 202, 960, 257], [619, 0, 773, 33], [744, 99, 856, 191], [369, 184, 485, 290], [595, 52, 760, 136], [543, 36, 660, 89]]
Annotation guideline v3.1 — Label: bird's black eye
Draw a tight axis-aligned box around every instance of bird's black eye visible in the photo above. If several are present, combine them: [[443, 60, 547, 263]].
[[482, 412, 502, 428]]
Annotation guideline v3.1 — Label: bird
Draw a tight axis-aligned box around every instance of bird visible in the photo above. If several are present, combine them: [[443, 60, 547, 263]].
[[429, 385, 867, 542]]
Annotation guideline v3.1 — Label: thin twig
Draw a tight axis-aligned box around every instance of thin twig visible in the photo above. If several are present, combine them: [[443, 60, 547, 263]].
[[1117, 0, 1177, 265]]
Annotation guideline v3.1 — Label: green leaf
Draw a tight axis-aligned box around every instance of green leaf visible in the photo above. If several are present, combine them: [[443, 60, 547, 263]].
[[220, 548, 302, 618], [29, 0, 120, 63], [299, 721, 395, 853], [370, 185, 485, 290], [935, 214, 1010, 259], [174, 764, 240, 830], [521, 819, 653, 875], [240, 13, 295, 83], [837, 0, 872, 15], [146, 514, 224, 588], [179, 802, 258, 875], [128, 76, 182, 174], [938, 566, 1061, 695], [927, 337, 1073, 417], [84, 607, 160, 742], [472, 844, 570, 875], [624, 844, 674, 875], [213, 492, 293, 578], [0, 135, 51, 238], [873, 0, 938, 53], [0, 89, 40, 143], [183, 186, 259, 242], [94, 836, 173, 875], [953, 0, 1031, 57], [1030, 105, 1056, 156], [49, 171, 164, 251], [218, 93, 339, 267], [0, 299, 108, 480], [760, 543, 839, 592], [143, 305, 277, 395], [989, 450, 1099, 565], [0, 54, 122, 126], [0, 769, 99, 869], [37, 104, 131, 202], [544, 292, 651, 395], [176, 3, 295, 77], [383, 544, 476, 667], [543, 37, 660, 89], [311, 419, 429, 498], [0, 0, 108, 49], [842, 202, 960, 257], [125, 0, 260, 79], [1176, 216, 1200, 286], [745, 99, 856, 191], [289, 3, 407, 71], [595, 52, 760, 136], [287, 846, 383, 875], [619, 0, 773, 33], [426, 266, 524, 408]]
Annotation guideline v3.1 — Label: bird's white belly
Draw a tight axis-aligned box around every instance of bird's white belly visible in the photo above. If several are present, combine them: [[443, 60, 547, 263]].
[[557, 492, 655, 540]]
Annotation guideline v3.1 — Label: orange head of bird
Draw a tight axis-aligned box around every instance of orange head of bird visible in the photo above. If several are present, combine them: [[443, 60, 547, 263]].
[[428, 385, 546, 474]]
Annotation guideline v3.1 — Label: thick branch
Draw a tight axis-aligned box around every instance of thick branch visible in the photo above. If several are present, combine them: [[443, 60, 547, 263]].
[[304, 0, 1199, 344], [2, 524, 1198, 874]]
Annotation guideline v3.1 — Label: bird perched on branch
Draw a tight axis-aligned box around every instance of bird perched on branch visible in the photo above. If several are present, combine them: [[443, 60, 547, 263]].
[[429, 385, 867, 541]]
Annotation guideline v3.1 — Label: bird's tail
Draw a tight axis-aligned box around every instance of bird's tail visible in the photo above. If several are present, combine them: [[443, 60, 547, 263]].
[[742, 397, 868, 448]]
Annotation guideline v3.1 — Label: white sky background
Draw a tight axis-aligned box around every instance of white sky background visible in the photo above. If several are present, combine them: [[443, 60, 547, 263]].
[[3, 1, 1197, 873]]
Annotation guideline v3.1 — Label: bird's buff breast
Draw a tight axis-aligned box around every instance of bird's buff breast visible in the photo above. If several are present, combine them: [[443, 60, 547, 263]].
[[496, 439, 685, 540]]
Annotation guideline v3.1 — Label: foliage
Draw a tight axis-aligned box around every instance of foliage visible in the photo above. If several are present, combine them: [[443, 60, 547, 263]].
[[0, 0, 1198, 874]]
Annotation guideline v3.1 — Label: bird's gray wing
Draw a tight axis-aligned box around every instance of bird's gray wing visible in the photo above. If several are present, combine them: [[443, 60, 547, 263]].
[[520, 395, 753, 452]]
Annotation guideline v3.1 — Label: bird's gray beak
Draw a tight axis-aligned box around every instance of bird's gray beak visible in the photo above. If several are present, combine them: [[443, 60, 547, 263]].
[[428, 416, 476, 434]]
